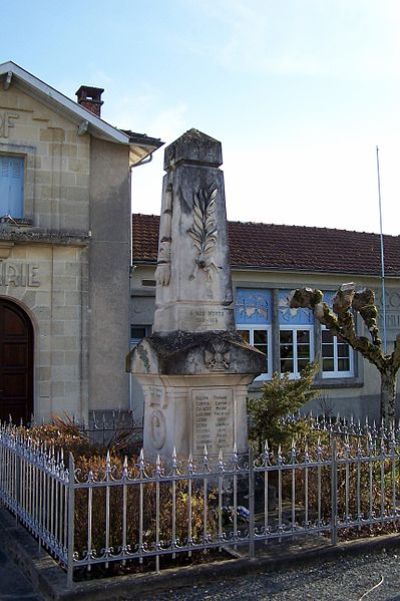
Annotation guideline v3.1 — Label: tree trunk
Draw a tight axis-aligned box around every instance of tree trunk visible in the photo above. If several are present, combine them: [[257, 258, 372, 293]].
[[380, 368, 396, 425]]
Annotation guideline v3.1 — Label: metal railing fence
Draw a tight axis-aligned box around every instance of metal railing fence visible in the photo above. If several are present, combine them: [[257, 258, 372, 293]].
[[0, 424, 70, 565], [282, 411, 400, 440], [1, 421, 400, 587]]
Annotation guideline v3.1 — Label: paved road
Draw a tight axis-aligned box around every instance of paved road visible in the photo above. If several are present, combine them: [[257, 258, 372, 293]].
[[0, 548, 43, 601], [3, 543, 400, 600], [138, 548, 400, 601]]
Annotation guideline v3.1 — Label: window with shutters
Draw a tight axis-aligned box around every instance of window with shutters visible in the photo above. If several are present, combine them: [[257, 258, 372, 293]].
[[0, 155, 24, 218]]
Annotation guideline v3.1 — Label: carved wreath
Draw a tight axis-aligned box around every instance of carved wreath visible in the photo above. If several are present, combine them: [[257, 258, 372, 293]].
[[188, 185, 219, 280]]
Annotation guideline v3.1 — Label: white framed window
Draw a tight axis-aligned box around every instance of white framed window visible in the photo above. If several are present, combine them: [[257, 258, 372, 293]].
[[321, 326, 354, 378], [237, 325, 272, 380], [0, 155, 24, 218], [279, 326, 314, 378], [234, 288, 272, 381]]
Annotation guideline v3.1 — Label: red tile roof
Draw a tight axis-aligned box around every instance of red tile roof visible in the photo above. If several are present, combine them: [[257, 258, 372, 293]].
[[132, 213, 400, 277]]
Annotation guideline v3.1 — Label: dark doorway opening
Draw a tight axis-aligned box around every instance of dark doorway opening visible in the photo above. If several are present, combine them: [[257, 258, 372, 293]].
[[0, 299, 34, 424]]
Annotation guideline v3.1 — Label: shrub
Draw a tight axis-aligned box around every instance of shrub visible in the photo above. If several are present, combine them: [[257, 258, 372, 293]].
[[27, 415, 93, 457], [18, 416, 218, 561], [73, 455, 218, 560], [268, 434, 400, 540], [26, 413, 138, 458], [248, 362, 320, 452]]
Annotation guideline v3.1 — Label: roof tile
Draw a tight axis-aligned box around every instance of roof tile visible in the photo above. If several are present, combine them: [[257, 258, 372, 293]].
[[132, 214, 400, 277]]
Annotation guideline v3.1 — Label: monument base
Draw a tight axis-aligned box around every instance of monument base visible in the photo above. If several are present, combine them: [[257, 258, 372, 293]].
[[127, 330, 265, 459], [136, 373, 252, 458]]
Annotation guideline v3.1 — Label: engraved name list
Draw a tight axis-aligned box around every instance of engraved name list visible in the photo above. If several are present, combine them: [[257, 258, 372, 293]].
[[192, 388, 234, 454]]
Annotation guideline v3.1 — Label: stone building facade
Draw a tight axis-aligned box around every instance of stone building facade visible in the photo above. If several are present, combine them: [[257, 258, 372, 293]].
[[0, 62, 162, 424], [131, 213, 400, 422]]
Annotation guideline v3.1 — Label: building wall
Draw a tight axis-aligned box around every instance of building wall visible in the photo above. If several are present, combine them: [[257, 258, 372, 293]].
[[130, 264, 399, 421], [88, 138, 131, 412], [0, 82, 131, 422], [0, 244, 88, 421], [0, 85, 90, 230]]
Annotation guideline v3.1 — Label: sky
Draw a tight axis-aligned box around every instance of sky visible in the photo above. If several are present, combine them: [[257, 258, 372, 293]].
[[3, 0, 400, 235]]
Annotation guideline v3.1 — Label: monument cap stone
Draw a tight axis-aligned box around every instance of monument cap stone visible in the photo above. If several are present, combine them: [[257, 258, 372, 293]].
[[163, 128, 223, 170]]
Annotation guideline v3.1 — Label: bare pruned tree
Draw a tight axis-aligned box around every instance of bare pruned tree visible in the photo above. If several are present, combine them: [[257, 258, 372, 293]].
[[290, 283, 400, 424]]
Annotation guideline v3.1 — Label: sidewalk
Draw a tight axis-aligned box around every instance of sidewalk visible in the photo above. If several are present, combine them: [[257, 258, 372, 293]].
[[0, 546, 43, 601], [2, 505, 400, 601]]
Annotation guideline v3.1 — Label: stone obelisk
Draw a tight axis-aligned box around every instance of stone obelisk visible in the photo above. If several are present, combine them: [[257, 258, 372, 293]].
[[127, 129, 264, 457]]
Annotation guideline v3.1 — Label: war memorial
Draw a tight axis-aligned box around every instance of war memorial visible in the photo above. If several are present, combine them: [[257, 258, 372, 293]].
[[127, 129, 264, 457]]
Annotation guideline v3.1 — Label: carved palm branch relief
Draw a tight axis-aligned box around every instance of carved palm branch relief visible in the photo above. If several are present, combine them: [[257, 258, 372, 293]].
[[188, 185, 219, 280]]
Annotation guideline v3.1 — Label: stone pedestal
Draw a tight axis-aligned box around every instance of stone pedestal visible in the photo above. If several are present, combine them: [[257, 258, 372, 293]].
[[128, 331, 264, 457], [136, 374, 251, 457], [127, 129, 265, 458]]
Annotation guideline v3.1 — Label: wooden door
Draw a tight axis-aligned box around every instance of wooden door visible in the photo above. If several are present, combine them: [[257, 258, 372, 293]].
[[0, 299, 33, 424]]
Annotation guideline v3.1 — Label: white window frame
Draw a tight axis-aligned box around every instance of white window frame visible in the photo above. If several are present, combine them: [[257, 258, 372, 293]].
[[321, 325, 354, 378], [279, 325, 314, 379], [237, 325, 272, 381]]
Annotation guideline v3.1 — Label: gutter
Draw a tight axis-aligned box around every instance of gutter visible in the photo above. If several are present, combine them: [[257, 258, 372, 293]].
[[131, 259, 400, 279]]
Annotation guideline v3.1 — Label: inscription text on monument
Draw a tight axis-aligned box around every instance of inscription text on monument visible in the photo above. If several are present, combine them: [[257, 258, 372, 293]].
[[192, 388, 234, 454]]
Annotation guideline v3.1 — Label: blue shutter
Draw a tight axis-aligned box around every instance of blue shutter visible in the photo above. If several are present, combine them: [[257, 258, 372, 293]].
[[0, 156, 24, 218]]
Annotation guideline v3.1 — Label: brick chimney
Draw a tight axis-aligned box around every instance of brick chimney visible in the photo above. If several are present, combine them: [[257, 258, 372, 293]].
[[75, 85, 104, 117]]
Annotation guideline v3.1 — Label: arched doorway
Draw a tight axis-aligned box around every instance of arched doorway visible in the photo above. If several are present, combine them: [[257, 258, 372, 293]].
[[0, 299, 34, 424]]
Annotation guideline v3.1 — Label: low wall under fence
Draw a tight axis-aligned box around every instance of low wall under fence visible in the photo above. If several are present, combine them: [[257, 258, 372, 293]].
[[1, 420, 400, 586]]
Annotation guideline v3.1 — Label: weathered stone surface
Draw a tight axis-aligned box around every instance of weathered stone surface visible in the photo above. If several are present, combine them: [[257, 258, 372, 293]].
[[129, 129, 264, 457], [0, 74, 133, 423], [136, 372, 251, 457], [154, 129, 234, 334], [128, 330, 265, 376], [163, 128, 222, 170], [130, 330, 264, 456]]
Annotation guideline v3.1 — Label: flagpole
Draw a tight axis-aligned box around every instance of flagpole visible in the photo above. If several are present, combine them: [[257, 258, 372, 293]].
[[376, 145, 387, 353]]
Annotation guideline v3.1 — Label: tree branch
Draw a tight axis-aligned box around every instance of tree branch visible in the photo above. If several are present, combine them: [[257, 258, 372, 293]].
[[352, 288, 381, 346], [290, 285, 386, 371], [390, 333, 400, 372]]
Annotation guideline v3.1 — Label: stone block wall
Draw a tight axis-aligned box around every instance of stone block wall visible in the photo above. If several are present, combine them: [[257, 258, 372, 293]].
[[0, 78, 135, 423], [0, 86, 90, 231], [0, 243, 88, 421]]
